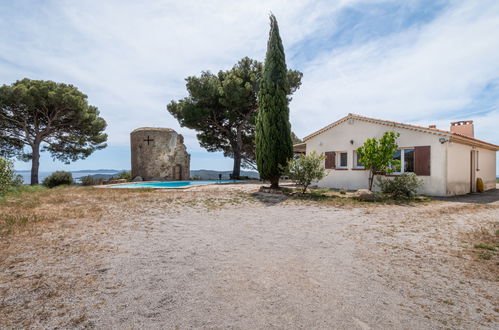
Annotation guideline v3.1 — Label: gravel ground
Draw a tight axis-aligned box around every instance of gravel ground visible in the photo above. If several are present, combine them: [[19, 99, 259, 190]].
[[1, 184, 498, 329]]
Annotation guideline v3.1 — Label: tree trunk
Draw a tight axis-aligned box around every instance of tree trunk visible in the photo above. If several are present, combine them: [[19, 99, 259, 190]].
[[30, 142, 41, 185], [270, 177, 279, 189], [368, 170, 374, 191], [231, 130, 243, 179], [232, 150, 241, 179]]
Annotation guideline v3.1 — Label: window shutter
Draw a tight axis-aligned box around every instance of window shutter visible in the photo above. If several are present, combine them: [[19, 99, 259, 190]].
[[324, 151, 335, 169], [414, 146, 431, 176]]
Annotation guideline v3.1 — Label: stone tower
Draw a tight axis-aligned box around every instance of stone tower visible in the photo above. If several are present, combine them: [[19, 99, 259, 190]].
[[130, 127, 190, 181]]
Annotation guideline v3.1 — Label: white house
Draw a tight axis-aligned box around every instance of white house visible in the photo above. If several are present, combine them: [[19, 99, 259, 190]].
[[294, 114, 498, 196]]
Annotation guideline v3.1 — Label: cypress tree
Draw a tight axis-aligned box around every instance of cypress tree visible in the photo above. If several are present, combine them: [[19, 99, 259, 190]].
[[256, 14, 293, 189]]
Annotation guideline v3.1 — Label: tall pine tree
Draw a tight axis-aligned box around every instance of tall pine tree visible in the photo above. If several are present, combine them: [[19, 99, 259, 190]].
[[256, 14, 293, 188]]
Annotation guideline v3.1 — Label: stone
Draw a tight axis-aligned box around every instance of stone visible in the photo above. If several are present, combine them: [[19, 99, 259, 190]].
[[106, 179, 127, 184], [353, 189, 376, 201], [258, 186, 284, 194], [131, 176, 143, 182], [130, 128, 190, 181]]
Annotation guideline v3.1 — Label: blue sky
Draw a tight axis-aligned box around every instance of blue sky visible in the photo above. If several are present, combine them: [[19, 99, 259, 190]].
[[1, 0, 498, 172]]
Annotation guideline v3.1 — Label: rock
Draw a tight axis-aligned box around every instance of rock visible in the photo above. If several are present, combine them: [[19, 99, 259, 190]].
[[258, 186, 284, 194], [132, 176, 143, 182], [107, 179, 127, 184], [353, 189, 376, 201]]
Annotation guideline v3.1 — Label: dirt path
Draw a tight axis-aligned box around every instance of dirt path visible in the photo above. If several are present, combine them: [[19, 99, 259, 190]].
[[1, 185, 498, 329]]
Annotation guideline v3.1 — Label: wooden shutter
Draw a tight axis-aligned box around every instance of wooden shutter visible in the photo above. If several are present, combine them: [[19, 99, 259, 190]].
[[324, 151, 336, 169], [414, 146, 431, 176]]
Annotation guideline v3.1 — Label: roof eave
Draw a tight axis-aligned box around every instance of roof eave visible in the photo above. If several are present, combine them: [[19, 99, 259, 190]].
[[449, 135, 499, 151]]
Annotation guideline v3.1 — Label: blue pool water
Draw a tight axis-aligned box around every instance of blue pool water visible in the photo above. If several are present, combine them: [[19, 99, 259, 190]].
[[110, 180, 242, 188]]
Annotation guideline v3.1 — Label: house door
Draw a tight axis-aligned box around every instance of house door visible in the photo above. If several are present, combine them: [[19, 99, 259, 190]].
[[470, 150, 476, 193]]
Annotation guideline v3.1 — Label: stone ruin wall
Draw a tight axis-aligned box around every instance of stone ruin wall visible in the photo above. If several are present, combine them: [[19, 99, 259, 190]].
[[130, 127, 190, 181]]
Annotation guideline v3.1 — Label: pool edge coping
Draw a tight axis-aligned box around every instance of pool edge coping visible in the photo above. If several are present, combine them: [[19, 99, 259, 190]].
[[95, 180, 247, 189]]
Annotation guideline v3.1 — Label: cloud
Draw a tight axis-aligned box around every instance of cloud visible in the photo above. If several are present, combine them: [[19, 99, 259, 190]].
[[1, 0, 498, 171], [290, 0, 499, 143], [1, 0, 361, 148]]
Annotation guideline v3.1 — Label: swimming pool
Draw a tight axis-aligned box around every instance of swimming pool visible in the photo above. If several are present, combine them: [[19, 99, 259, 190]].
[[109, 180, 242, 188]]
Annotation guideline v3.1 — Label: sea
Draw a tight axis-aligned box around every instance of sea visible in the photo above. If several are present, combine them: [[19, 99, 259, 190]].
[[15, 170, 124, 184]]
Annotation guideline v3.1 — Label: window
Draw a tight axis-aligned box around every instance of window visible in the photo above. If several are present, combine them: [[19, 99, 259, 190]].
[[338, 152, 348, 168], [391, 150, 402, 172], [403, 149, 414, 172], [391, 148, 415, 174], [353, 151, 364, 168]]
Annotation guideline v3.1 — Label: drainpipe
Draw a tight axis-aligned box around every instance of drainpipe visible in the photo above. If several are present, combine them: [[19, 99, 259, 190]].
[[443, 135, 449, 196]]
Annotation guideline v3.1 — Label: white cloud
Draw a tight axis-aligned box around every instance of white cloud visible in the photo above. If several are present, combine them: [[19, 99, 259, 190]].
[[290, 0, 499, 144], [1, 0, 363, 151], [1, 0, 498, 172]]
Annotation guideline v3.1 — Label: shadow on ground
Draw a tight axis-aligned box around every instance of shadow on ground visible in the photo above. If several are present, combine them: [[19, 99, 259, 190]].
[[433, 188, 499, 204], [251, 192, 289, 206]]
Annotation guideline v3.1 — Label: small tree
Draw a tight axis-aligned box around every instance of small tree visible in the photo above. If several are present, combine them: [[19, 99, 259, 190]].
[[356, 131, 400, 190], [286, 152, 326, 193], [0, 157, 22, 195]]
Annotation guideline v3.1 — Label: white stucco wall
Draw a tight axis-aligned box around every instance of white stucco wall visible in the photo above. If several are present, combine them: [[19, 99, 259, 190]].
[[447, 143, 497, 194], [304, 118, 448, 196], [479, 148, 498, 191]]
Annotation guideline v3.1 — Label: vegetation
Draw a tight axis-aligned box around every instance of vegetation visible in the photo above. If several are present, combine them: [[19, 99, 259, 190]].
[[256, 14, 294, 188], [80, 175, 95, 186], [377, 173, 423, 199], [474, 244, 497, 251], [356, 131, 400, 190], [42, 171, 74, 188], [0, 79, 107, 185], [291, 132, 302, 144], [168, 57, 302, 177], [80, 175, 102, 186], [0, 157, 22, 195], [286, 152, 326, 193], [114, 171, 131, 181]]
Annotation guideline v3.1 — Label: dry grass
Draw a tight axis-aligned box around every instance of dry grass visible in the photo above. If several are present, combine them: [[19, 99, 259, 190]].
[[0, 185, 259, 238], [1, 183, 498, 328]]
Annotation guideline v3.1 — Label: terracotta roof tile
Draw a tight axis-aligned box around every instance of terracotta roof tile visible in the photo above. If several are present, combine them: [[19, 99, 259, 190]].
[[302, 113, 499, 150]]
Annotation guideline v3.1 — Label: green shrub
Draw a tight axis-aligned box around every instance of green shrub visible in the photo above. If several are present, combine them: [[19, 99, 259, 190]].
[[42, 171, 74, 188], [80, 175, 95, 186], [286, 152, 327, 193], [114, 171, 131, 181], [0, 157, 23, 195], [377, 173, 423, 199]]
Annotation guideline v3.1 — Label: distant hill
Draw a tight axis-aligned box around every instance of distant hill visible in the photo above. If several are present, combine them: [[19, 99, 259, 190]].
[[15, 169, 127, 173], [190, 169, 259, 180], [81, 169, 259, 181], [72, 169, 128, 173]]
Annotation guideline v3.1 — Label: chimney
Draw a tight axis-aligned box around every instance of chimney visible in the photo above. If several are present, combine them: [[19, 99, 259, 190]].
[[450, 120, 474, 138], [428, 125, 436, 129]]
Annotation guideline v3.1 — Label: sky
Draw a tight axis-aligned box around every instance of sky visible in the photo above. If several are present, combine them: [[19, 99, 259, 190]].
[[1, 0, 498, 172]]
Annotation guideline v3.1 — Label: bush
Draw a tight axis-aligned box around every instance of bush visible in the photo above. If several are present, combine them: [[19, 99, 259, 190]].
[[0, 157, 23, 195], [286, 152, 327, 193], [80, 175, 95, 186], [377, 173, 423, 199], [42, 171, 74, 188], [114, 171, 131, 181]]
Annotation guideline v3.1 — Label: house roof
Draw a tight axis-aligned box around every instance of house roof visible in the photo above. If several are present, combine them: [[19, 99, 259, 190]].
[[302, 113, 499, 151]]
